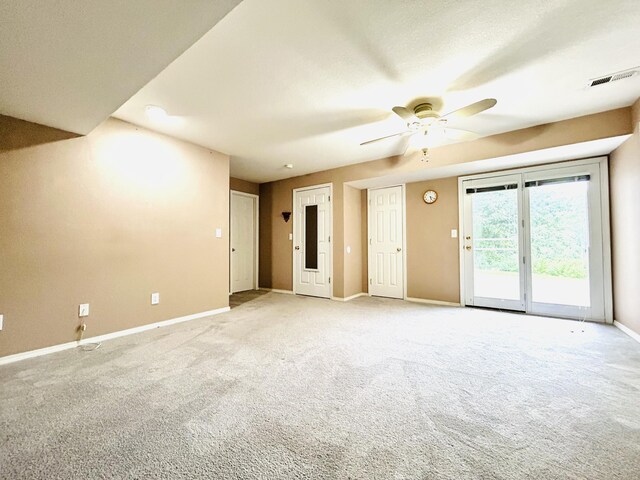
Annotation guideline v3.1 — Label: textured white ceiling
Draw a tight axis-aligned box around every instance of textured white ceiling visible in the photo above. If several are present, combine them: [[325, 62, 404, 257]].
[[114, 0, 640, 183], [0, 0, 242, 134]]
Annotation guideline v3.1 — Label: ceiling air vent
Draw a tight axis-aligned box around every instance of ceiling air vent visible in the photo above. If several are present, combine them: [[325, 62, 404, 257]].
[[588, 68, 638, 87]]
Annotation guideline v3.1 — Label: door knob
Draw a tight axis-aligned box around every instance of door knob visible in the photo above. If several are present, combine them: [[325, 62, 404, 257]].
[[295, 246, 300, 250], [465, 245, 472, 250], [396, 247, 402, 252]]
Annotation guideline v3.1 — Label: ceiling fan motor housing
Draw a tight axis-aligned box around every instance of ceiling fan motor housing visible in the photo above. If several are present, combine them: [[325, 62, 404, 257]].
[[414, 103, 440, 120]]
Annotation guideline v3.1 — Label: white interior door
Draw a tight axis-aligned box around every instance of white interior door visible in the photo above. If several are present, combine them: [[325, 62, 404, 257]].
[[230, 191, 256, 293], [368, 185, 404, 299], [293, 185, 332, 298]]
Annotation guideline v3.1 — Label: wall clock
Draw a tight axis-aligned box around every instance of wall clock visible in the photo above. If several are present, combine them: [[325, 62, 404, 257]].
[[423, 190, 438, 204]]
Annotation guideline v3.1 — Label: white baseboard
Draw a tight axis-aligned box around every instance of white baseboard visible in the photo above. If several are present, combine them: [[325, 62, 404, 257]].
[[0, 340, 81, 367], [614, 320, 640, 343], [332, 292, 367, 302], [406, 297, 461, 307], [0, 306, 230, 366], [260, 288, 294, 295]]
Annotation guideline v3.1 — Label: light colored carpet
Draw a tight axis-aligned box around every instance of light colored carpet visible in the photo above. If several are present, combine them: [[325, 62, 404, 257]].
[[1, 293, 639, 479]]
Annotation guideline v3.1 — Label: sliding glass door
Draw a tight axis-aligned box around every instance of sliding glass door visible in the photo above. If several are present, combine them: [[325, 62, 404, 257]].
[[463, 174, 526, 311], [523, 164, 605, 320], [462, 161, 607, 321]]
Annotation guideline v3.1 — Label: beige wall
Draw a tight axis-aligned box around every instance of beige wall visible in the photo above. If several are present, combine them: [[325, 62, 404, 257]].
[[0, 115, 230, 357], [343, 185, 363, 298], [406, 178, 460, 303], [230, 176, 259, 196], [609, 99, 640, 335], [259, 107, 633, 300]]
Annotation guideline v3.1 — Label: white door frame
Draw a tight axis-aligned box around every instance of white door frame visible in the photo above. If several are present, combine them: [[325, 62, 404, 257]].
[[457, 156, 613, 323], [230, 190, 259, 293], [292, 183, 333, 298], [367, 184, 408, 300]]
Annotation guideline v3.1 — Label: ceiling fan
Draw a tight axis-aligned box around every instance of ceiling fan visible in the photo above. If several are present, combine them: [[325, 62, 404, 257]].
[[361, 98, 497, 160]]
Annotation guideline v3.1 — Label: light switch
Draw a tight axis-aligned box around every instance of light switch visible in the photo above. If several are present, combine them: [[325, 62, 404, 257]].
[[151, 292, 160, 305], [451, 229, 458, 238], [346, 246, 351, 254], [215, 228, 222, 238], [79, 303, 90, 317]]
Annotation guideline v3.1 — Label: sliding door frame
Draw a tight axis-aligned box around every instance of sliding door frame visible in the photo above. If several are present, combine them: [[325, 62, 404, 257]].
[[457, 156, 613, 323]]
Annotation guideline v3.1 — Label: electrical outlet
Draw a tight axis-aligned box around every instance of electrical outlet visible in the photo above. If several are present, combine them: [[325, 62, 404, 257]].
[[289, 233, 293, 241], [451, 229, 458, 238], [0, 314, 3, 331], [79, 303, 90, 317], [215, 228, 222, 238], [151, 292, 160, 305]]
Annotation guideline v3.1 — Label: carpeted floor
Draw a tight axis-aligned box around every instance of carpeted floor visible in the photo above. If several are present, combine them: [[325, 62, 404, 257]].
[[1, 293, 639, 479]]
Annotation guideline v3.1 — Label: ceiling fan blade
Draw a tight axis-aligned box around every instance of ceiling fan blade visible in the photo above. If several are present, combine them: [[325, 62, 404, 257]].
[[392, 106, 419, 123], [360, 130, 411, 145], [441, 98, 497, 120], [442, 127, 480, 141]]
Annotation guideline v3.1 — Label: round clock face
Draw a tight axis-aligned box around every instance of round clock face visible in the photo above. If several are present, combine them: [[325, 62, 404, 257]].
[[423, 190, 438, 204]]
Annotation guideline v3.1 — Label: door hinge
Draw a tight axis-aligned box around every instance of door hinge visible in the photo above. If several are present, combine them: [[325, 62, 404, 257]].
[[369, 278, 372, 285], [329, 277, 331, 284], [369, 238, 372, 245], [328, 235, 331, 242], [328, 195, 331, 201], [523, 256, 526, 264]]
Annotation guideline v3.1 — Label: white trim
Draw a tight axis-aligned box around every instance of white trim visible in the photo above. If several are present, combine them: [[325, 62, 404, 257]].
[[259, 288, 294, 295], [614, 321, 640, 343], [230, 190, 260, 293], [402, 184, 408, 300], [406, 297, 461, 307], [292, 183, 334, 299], [457, 156, 609, 183], [599, 158, 613, 323], [458, 177, 466, 306], [0, 307, 230, 366], [332, 292, 367, 302]]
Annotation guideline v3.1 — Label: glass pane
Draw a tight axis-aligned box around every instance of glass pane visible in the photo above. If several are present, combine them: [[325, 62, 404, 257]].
[[472, 188, 520, 300], [529, 181, 590, 306], [304, 204, 318, 270]]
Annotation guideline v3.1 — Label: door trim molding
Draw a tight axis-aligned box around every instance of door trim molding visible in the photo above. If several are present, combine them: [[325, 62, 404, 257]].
[[292, 183, 334, 299], [457, 156, 612, 323], [230, 190, 259, 293], [367, 184, 407, 300]]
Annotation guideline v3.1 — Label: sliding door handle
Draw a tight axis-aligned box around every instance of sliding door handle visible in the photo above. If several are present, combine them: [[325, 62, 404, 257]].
[[294, 246, 300, 250]]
